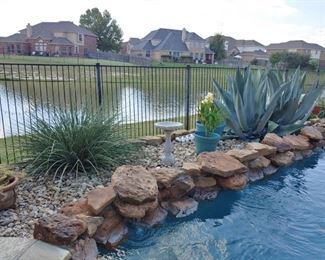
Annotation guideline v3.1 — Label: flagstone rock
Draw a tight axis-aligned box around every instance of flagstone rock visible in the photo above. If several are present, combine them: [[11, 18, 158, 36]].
[[217, 174, 248, 190], [60, 199, 94, 217], [262, 165, 278, 176], [302, 149, 313, 158], [161, 197, 198, 218], [314, 126, 325, 138], [301, 126, 323, 140], [246, 142, 277, 156], [192, 186, 220, 200], [34, 214, 87, 246], [283, 135, 311, 150], [293, 151, 304, 161], [261, 133, 292, 152], [198, 152, 247, 178], [193, 176, 217, 188], [246, 169, 264, 182], [114, 198, 158, 219], [141, 206, 168, 227], [226, 149, 259, 162], [182, 162, 201, 176], [87, 186, 116, 215], [75, 215, 104, 237], [112, 165, 158, 204], [94, 208, 128, 248], [270, 151, 295, 167], [150, 168, 183, 189], [140, 136, 164, 146], [70, 237, 98, 260], [158, 175, 195, 200], [248, 156, 271, 169]]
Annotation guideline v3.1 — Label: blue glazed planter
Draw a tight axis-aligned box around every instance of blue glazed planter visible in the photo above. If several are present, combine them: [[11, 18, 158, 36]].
[[194, 132, 220, 154], [196, 121, 225, 135]]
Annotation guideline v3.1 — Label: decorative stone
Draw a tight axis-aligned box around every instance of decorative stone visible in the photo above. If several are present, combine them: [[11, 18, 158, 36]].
[[293, 151, 304, 161], [315, 139, 325, 148], [246, 142, 277, 156], [192, 186, 220, 200], [246, 169, 264, 182], [226, 149, 259, 162], [112, 165, 158, 204], [315, 127, 325, 138], [60, 199, 93, 217], [217, 174, 248, 190], [141, 206, 168, 227], [193, 176, 217, 188], [198, 151, 247, 177], [302, 149, 313, 157], [162, 175, 195, 200], [140, 136, 164, 146], [261, 133, 292, 152], [161, 197, 198, 218], [262, 165, 278, 176], [150, 168, 183, 189], [301, 126, 323, 140], [70, 237, 98, 260], [270, 151, 295, 167], [75, 215, 104, 237], [34, 214, 87, 246], [248, 156, 271, 169], [87, 186, 116, 215], [172, 129, 190, 139], [283, 135, 311, 150], [94, 208, 128, 248], [182, 162, 201, 176], [114, 198, 158, 219]]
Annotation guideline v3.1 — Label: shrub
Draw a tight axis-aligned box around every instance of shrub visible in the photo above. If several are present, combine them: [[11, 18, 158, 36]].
[[270, 51, 310, 69], [22, 109, 141, 177]]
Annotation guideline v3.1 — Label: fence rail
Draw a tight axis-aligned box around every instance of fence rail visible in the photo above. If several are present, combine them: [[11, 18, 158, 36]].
[[0, 63, 323, 164]]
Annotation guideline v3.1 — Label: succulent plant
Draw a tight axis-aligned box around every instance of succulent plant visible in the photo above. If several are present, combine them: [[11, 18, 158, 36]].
[[266, 67, 323, 135], [213, 68, 287, 139]]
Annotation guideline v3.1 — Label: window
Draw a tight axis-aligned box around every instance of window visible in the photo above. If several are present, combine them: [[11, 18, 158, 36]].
[[79, 34, 83, 42], [16, 44, 21, 54], [35, 40, 47, 52], [145, 51, 150, 57], [75, 46, 78, 54]]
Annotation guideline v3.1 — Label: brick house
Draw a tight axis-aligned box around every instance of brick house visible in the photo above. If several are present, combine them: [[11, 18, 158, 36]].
[[0, 21, 97, 57], [124, 28, 214, 64], [267, 40, 325, 68]]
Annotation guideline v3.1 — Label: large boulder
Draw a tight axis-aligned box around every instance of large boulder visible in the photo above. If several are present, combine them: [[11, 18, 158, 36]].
[[87, 186, 116, 215], [262, 165, 278, 176], [70, 237, 98, 260], [248, 156, 271, 169], [34, 214, 87, 246], [94, 208, 128, 248], [226, 149, 259, 162], [246, 142, 277, 156], [182, 162, 201, 177], [60, 199, 94, 217], [198, 152, 247, 178], [283, 135, 311, 150], [261, 133, 292, 152], [112, 165, 158, 204], [141, 206, 168, 227], [193, 176, 217, 188], [217, 174, 248, 190], [158, 175, 194, 200], [300, 126, 323, 140], [269, 151, 295, 167], [246, 169, 264, 182], [161, 197, 198, 218], [114, 198, 158, 219], [150, 168, 183, 189]]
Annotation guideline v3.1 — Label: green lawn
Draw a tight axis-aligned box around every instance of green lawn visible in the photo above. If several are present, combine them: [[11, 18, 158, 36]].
[[0, 55, 132, 66]]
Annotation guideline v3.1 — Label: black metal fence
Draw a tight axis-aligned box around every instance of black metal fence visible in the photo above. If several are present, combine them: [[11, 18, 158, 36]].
[[0, 63, 322, 163]]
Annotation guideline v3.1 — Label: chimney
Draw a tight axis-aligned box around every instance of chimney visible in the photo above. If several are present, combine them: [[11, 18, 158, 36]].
[[26, 23, 32, 38], [182, 28, 187, 42]]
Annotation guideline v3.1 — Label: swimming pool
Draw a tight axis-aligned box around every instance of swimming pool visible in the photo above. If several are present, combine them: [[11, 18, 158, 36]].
[[102, 151, 325, 260]]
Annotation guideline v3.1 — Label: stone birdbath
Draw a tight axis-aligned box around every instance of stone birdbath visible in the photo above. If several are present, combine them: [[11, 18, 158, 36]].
[[155, 121, 183, 166]]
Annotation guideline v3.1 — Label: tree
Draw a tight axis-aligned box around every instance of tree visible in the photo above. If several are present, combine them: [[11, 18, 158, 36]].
[[209, 34, 226, 61], [79, 8, 123, 52], [270, 51, 310, 69]]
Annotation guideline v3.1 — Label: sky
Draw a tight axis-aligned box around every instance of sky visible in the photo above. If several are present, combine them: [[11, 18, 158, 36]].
[[1, 0, 324, 46]]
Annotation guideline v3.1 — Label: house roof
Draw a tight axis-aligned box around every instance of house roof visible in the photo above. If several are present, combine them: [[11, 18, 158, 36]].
[[267, 40, 325, 50], [240, 50, 268, 57], [0, 33, 27, 43], [132, 28, 210, 53], [19, 21, 97, 38], [50, 37, 74, 45], [235, 39, 264, 47]]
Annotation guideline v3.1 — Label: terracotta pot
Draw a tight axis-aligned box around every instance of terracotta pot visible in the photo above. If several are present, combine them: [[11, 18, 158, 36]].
[[312, 105, 321, 115], [0, 176, 18, 210]]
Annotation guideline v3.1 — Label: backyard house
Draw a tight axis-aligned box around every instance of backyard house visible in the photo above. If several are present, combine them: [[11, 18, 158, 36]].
[[125, 28, 214, 64], [0, 21, 97, 57]]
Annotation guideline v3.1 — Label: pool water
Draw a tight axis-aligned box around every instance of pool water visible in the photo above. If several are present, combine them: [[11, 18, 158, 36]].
[[103, 151, 325, 260]]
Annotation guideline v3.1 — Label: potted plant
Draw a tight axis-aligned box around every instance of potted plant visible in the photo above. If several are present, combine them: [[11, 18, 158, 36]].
[[194, 93, 222, 154], [0, 169, 19, 210], [196, 92, 225, 135]]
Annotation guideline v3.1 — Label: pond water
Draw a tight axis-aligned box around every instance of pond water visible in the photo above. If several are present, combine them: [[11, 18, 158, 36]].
[[102, 151, 325, 259]]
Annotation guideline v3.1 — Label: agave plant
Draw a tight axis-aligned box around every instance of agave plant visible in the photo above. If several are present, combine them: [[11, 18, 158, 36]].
[[213, 67, 288, 139], [266, 67, 323, 135]]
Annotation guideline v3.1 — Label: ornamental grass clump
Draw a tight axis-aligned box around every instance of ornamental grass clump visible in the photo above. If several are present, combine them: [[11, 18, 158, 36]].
[[198, 92, 223, 136], [22, 109, 141, 177]]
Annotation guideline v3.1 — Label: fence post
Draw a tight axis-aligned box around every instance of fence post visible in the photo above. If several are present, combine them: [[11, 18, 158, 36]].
[[185, 65, 191, 130], [95, 63, 103, 107]]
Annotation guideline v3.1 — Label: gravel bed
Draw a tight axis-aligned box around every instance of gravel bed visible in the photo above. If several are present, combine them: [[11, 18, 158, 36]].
[[0, 137, 245, 239]]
